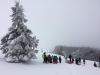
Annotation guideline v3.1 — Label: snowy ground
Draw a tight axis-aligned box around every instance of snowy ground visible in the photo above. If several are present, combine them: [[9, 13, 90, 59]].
[[0, 50, 100, 75]]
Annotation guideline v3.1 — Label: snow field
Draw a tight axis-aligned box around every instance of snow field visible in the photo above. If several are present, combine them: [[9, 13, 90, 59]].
[[0, 50, 100, 75]]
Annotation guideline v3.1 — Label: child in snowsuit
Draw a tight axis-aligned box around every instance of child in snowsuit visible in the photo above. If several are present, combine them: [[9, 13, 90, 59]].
[[59, 56, 62, 63]]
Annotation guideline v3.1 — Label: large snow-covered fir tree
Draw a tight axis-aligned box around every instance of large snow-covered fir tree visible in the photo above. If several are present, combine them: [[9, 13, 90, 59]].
[[0, 1, 39, 63]]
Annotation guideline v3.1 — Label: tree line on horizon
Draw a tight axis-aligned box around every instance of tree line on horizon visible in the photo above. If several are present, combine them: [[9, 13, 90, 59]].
[[52, 45, 100, 61]]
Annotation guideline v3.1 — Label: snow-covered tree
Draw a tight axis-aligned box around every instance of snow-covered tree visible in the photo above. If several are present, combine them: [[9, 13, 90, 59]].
[[0, 1, 39, 63]]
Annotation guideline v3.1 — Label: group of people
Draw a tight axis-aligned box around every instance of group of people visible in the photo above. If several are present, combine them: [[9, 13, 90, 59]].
[[42, 52, 100, 68], [42, 52, 62, 64], [65, 54, 86, 65], [65, 54, 100, 68], [93, 58, 100, 67]]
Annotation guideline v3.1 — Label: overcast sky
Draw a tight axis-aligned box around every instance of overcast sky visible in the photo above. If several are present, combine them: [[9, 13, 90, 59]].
[[0, 0, 100, 51]]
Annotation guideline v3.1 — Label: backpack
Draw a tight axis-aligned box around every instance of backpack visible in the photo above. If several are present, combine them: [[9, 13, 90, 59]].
[[54, 56, 56, 60]]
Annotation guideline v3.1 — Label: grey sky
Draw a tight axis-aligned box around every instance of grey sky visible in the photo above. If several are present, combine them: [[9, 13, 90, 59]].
[[0, 0, 100, 51]]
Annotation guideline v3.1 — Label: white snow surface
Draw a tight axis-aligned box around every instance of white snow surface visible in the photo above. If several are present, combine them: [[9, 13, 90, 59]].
[[0, 50, 100, 75]]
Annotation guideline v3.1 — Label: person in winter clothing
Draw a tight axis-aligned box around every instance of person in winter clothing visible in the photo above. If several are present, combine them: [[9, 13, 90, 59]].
[[94, 62, 97, 67], [48, 55, 52, 63], [83, 58, 86, 65], [45, 55, 48, 63], [53, 56, 57, 64], [69, 54, 72, 63], [59, 56, 62, 63], [75, 58, 77, 64], [55, 56, 58, 64], [75, 58, 78, 65], [72, 58, 74, 63], [42, 53, 45, 63], [50, 55, 52, 63], [47, 55, 50, 63], [46, 55, 48, 63], [79, 57, 81, 63], [52, 55, 53, 62], [44, 52, 47, 63], [53, 56, 56, 64]]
